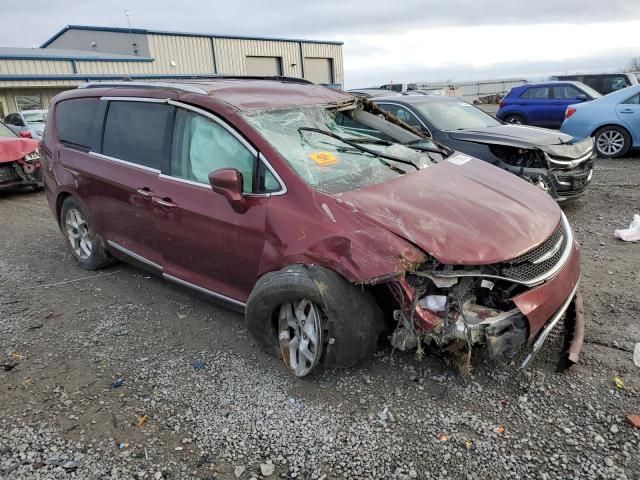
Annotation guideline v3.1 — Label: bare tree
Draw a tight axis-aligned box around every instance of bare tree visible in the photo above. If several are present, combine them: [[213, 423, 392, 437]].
[[623, 57, 640, 72]]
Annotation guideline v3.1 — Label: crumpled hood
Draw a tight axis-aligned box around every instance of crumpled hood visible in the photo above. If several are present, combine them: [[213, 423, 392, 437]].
[[448, 125, 593, 161], [0, 137, 39, 163], [449, 124, 573, 147], [338, 155, 561, 265]]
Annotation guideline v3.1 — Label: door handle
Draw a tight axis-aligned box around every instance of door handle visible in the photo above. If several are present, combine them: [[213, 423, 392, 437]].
[[620, 109, 634, 114], [153, 197, 177, 209], [136, 188, 154, 198]]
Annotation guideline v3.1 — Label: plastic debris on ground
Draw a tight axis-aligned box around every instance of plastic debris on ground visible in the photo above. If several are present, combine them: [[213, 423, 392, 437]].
[[627, 414, 640, 429], [613, 375, 624, 389], [111, 378, 125, 388], [118, 442, 129, 449], [191, 360, 207, 370], [614, 214, 640, 242], [137, 414, 150, 428], [495, 425, 505, 434], [634, 343, 640, 368]]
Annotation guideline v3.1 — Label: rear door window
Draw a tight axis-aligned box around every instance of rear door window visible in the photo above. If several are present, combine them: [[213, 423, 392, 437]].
[[102, 101, 174, 170], [376, 104, 424, 129], [622, 93, 640, 105], [526, 87, 550, 99], [55, 98, 102, 151], [552, 85, 581, 99]]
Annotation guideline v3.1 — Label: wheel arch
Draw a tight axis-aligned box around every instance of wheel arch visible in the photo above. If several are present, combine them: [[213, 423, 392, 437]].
[[591, 122, 631, 138], [246, 263, 386, 370], [55, 191, 73, 227]]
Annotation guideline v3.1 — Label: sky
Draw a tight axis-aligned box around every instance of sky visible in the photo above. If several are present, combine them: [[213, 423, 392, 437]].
[[1, 0, 640, 88]]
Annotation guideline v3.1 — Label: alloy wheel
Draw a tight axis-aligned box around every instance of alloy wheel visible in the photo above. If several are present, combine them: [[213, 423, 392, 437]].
[[597, 130, 625, 156], [278, 298, 324, 377], [65, 208, 93, 260]]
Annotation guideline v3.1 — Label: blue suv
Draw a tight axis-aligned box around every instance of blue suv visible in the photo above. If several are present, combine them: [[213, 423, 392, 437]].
[[497, 81, 601, 128]]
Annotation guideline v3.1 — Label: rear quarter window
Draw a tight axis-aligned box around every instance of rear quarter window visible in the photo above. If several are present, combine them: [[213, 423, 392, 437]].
[[55, 98, 101, 151]]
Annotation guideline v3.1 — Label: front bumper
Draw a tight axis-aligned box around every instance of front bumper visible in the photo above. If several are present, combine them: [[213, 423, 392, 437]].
[[551, 160, 594, 202], [0, 161, 43, 190]]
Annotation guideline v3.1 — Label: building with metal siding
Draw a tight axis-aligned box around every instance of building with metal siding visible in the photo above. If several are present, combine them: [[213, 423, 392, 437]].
[[0, 25, 344, 118]]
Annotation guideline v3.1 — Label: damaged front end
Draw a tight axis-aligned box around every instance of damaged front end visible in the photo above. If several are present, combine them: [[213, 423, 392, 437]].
[[488, 137, 594, 202], [0, 152, 43, 190], [384, 214, 585, 370]]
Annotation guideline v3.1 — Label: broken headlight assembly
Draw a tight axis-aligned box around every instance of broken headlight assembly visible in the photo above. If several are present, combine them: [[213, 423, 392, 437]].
[[24, 151, 40, 162]]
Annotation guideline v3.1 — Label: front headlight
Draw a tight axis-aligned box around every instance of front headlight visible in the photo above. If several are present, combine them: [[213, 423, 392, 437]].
[[24, 151, 40, 162]]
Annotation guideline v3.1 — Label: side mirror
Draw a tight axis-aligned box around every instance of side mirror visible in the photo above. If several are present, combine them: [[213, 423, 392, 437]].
[[19, 131, 32, 139], [575, 94, 587, 101], [208, 168, 247, 213]]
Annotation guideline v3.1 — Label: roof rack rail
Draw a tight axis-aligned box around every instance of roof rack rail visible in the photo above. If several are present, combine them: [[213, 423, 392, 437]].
[[78, 76, 314, 94], [208, 75, 314, 84], [78, 81, 208, 95]]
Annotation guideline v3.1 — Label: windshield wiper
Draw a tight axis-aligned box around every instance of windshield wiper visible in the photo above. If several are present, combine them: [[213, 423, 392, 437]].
[[298, 127, 419, 170]]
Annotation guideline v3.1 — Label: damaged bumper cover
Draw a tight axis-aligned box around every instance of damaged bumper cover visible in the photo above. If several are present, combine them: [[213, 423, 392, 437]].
[[388, 213, 585, 369]]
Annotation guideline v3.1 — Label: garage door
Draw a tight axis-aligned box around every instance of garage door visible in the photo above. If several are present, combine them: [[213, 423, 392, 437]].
[[246, 56, 282, 76], [304, 58, 332, 84]]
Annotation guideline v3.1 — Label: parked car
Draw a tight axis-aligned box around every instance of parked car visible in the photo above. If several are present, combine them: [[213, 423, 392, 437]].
[[42, 78, 585, 377], [3, 109, 48, 140], [561, 84, 640, 158], [553, 73, 638, 95], [0, 120, 42, 191], [363, 95, 594, 202], [497, 81, 601, 128]]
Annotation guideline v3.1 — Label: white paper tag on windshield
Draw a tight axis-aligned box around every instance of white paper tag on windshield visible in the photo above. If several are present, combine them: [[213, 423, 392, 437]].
[[448, 154, 472, 165]]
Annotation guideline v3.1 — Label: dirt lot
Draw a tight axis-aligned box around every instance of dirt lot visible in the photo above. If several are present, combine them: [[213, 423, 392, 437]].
[[1, 157, 639, 480]]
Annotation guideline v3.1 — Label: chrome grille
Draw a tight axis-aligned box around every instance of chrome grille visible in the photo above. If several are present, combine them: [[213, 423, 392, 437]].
[[497, 221, 568, 283]]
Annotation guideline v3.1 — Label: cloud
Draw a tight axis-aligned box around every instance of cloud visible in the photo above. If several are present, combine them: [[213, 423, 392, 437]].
[[1, 1, 638, 89], [2, 0, 640, 47]]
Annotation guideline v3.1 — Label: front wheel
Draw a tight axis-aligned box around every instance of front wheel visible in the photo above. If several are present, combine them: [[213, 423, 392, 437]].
[[594, 126, 631, 158], [246, 265, 384, 377]]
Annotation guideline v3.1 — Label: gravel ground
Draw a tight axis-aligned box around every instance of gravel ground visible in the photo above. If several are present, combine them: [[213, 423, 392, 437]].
[[1, 157, 639, 480]]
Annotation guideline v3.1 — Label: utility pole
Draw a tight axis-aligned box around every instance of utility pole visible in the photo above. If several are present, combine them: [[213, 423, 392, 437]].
[[124, 10, 138, 56]]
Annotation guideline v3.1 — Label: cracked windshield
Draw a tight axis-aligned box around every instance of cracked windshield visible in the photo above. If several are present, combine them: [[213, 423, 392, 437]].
[[243, 105, 440, 194]]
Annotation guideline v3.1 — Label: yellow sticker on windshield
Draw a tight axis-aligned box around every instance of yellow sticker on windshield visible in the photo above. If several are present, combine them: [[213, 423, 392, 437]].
[[309, 151, 338, 166]]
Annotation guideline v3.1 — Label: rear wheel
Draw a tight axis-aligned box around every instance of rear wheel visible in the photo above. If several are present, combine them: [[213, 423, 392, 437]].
[[504, 114, 524, 125], [60, 197, 113, 270], [246, 265, 384, 377], [594, 126, 631, 158]]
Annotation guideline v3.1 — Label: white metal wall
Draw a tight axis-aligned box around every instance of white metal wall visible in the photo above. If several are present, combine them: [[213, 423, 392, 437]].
[[213, 38, 302, 77], [45, 29, 151, 56]]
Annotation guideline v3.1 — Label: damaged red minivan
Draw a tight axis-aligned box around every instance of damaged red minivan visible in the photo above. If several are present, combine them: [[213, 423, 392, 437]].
[[41, 78, 585, 377]]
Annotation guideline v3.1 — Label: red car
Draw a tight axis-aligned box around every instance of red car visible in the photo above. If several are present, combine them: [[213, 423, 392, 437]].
[[41, 78, 585, 377], [0, 120, 42, 191]]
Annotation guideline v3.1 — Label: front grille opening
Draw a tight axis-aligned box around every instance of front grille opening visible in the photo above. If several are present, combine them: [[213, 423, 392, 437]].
[[496, 220, 568, 283]]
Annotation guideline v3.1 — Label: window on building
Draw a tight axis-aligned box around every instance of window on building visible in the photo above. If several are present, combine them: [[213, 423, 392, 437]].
[[16, 95, 43, 111], [55, 98, 102, 151], [103, 101, 174, 169]]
